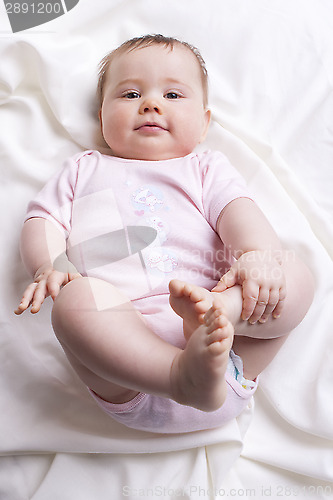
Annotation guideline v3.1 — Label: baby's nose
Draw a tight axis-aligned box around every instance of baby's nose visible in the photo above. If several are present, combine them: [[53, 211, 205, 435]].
[[139, 97, 163, 114]]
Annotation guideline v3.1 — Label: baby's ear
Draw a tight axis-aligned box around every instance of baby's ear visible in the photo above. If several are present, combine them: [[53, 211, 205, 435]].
[[200, 109, 211, 143], [98, 109, 104, 134]]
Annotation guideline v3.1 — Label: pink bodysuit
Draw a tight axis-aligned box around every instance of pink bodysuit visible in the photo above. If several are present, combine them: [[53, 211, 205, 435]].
[[26, 149, 257, 433]]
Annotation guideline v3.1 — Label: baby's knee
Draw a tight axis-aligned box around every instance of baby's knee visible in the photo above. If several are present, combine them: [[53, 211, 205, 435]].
[[51, 277, 91, 339], [51, 277, 130, 336], [53, 276, 88, 308]]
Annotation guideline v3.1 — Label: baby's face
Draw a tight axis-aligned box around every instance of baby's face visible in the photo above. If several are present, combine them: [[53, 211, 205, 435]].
[[99, 44, 210, 161]]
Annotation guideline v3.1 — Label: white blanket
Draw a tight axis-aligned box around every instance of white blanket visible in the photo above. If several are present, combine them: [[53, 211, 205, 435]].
[[1, 0, 333, 498]]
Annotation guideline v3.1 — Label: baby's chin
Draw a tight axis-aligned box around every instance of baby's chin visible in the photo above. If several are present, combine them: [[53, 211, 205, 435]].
[[103, 131, 198, 161]]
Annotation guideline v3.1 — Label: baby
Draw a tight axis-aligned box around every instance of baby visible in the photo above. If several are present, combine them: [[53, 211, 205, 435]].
[[15, 35, 314, 433]]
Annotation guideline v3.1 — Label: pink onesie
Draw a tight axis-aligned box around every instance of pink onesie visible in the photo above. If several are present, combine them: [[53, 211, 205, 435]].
[[26, 149, 257, 433]]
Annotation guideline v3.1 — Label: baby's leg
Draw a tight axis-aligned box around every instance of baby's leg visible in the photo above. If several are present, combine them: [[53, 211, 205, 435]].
[[231, 253, 314, 379], [52, 277, 233, 411], [169, 252, 314, 381]]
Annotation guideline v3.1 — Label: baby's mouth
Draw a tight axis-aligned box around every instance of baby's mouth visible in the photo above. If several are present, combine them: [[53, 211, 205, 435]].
[[135, 122, 167, 132]]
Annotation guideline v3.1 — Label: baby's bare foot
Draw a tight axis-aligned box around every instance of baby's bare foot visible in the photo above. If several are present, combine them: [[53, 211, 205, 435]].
[[169, 279, 215, 340], [170, 302, 234, 412]]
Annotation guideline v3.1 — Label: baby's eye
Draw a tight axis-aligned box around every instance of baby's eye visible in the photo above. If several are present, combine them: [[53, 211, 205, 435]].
[[165, 92, 181, 99], [123, 91, 141, 99]]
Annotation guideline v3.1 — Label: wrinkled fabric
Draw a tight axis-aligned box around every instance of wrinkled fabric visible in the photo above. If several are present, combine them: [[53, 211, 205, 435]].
[[1, 0, 333, 498]]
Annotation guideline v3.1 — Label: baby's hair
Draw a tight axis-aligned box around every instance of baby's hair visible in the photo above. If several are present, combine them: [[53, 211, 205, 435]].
[[97, 34, 208, 107]]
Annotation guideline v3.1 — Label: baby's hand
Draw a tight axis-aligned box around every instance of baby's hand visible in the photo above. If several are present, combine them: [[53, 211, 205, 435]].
[[212, 250, 286, 324], [15, 265, 82, 315]]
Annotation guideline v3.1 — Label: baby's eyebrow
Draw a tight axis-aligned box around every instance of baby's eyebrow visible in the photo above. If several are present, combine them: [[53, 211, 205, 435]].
[[163, 78, 193, 90], [114, 78, 143, 90], [165, 79, 202, 100], [113, 77, 194, 91]]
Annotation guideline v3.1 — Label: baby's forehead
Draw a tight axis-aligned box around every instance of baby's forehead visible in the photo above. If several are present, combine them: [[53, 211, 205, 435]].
[[111, 43, 200, 74]]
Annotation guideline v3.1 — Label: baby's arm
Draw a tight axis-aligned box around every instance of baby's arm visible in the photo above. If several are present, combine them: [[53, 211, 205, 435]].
[[212, 197, 286, 324], [15, 218, 81, 314]]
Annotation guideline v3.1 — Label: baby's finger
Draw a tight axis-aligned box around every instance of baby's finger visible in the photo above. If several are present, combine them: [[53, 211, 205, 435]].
[[211, 280, 227, 292], [14, 299, 31, 315], [220, 268, 238, 289], [47, 277, 62, 301], [212, 266, 238, 293], [272, 285, 287, 319], [47, 270, 81, 300], [272, 298, 285, 319], [14, 283, 38, 314], [14, 298, 29, 315], [241, 281, 259, 321], [30, 280, 48, 313], [68, 272, 82, 281], [258, 289, 280, 323], [248, 289, 270, 324]]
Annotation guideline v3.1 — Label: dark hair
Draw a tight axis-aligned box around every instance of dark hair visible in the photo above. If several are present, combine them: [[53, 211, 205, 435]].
[[97, 34, 208, 107]]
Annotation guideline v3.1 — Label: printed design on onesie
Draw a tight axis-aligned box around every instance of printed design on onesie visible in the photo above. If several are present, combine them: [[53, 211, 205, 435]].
[[131, 185, 164, 214], [143, 215, 168, 244], [129, 184, 178, 284], [147, 247, 178, 274]]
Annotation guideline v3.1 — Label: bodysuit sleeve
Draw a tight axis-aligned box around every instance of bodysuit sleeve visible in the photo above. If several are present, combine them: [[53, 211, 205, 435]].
[[200, 150, 252, 230], [24, 153, 82, 239]]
